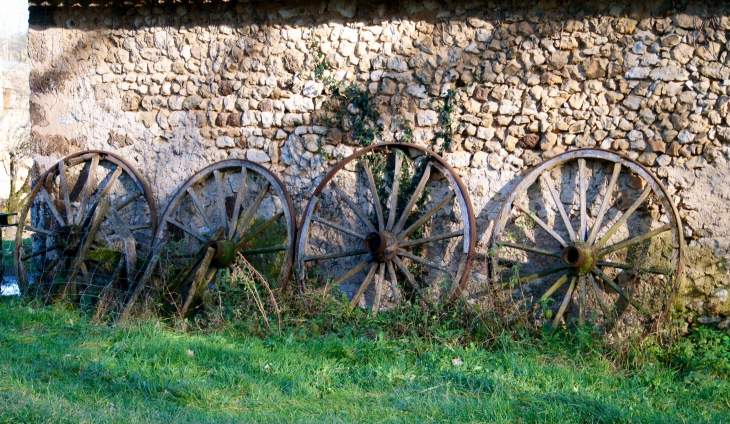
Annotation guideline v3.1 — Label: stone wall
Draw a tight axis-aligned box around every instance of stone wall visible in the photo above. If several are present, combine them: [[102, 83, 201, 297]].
[[28, 0, 730, 317]]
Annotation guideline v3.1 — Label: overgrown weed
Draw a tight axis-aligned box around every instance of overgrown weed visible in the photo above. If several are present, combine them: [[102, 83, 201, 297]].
[[192, 267, 730, 381]]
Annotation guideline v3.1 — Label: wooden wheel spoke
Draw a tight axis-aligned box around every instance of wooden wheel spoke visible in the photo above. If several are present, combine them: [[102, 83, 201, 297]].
[[537, 273, 570, 304], [587, 162, 621, 245], [240, 211, 284, 244], [394, 163, 432, 233], [578, 274, 587, 325], [497, 241, 560, 258], [96, 165, 123, 199], [76, 154, 99, 225], [234, 182, 270, 242], [398, 192, 456, 241], [386, 152, 402, 231], [311, 215, 366, 240], [579, 158, 587, 241], [331, 182, 376, 234], [596, 185, 652, 249], [114, 192, 142, 211], [372, 264, 386, 316], [57, 161, 72, 223], [166, 228, 224, 294], [25, 226, 54, 237], [186, 187, 216, 234], [514, 203, 568, 247], [588, 273, 615, 325], [67, 199, 110, 288], [349, 262, 378, 309], [397, 249, 451, 274], [362, 160, 385, 231], [552, 276, 576, 328], [38, 255, 63, 282], [128, 223, 152, 231], [387, 261, 400, 304], [543, 174, 577, 241], [598, 225, 671, 257], [121, 252, 160, 322], [166, 217, 207, 243], [501, 265, 568, 289], [393, 256, 425, 297], [214, 170, 228, 236], [329, 258, 374, 290], [596, 260, 670, 275], [303, 249, 367, 262], [180, 247, 216, 317], [21, 244, 61, 262], [106, 207, 137, 280], [399, 230, 464, 249], [238, 245, 288, 256], [592, 268, 649, 315], [39, 187, 66, 226], [229, 167, 248, 239]]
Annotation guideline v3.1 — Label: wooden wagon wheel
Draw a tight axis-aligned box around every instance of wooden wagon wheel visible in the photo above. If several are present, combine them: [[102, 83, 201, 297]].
[[297, 143, 476, 314], [14, 150, 156, 320], [121, 159, 296, 319], [490, 149, 684, 337]]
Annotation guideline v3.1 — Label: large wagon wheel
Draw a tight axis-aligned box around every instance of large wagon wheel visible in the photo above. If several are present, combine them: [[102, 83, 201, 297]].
[[490, 149, 683, 338], [14, 150, 156, 320], [297, 143, 476, 314], [122, 160, 295, 319]]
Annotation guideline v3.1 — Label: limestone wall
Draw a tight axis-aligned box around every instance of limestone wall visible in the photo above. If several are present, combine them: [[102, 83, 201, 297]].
[[28, 0, 730, 317]]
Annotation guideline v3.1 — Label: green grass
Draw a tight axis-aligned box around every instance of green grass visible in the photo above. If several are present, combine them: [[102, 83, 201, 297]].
[[0, 298, 727, 423]]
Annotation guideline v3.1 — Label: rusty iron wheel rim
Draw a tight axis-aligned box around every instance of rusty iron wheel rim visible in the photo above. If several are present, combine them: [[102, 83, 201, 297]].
[[490, 148, 684, 337], [121, 159, 296, 319], [296, 142, 476, 313], [14, 150, 157, 320]]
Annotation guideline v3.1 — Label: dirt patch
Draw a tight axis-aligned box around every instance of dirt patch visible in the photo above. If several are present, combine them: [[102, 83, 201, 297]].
[[108, 130, 134, 148], [30, 131, 81, 157], [29, 68, 72, 95]]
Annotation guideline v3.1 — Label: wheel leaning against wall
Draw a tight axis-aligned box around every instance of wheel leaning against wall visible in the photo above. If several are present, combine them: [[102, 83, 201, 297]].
[[490, 148, 684, 338], [14, 150, 157, 320], [120, 159, 296, 321], [297, 142, 476, 314]]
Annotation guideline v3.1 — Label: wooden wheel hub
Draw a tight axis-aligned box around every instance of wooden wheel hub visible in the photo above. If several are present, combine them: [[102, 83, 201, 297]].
[[561, 242, 596, 274], [364, 231, 398, 262], [209, 239, 237, 268], [54, 225, 83, 254]]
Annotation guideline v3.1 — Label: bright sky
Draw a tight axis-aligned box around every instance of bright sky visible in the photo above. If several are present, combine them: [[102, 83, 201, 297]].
[[0, 0, 29, 37]]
